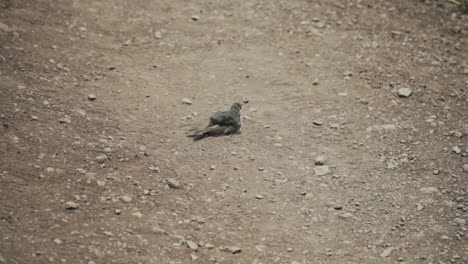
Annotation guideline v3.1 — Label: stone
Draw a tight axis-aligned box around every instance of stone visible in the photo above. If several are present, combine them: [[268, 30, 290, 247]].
[[463, 164, 468, 173], [0, 22, 10, 32], [149, 166, 160, 172], [359, 99, 369, 105], [132, 211, 143, 218], [59, 118, 71, 124], [452, 146, 461, 154], [343, 71, 353, 77], [339, 212, 353, 219], [229, 246, 242, 254], [380, 247, 396, 257], [96, 180, 106, 187], [88, 94, 97, 101], [314, 166, 330, 176], [95, 154, 108, 163], [187, 240, 198, 251], [420, 187, 439, 194], [255, 195, 264, 199], [65, 201, 79, 210], [53, 238, 63, 245], [182, 98, 192, 105], [397, 88, 412, 98], [315, 156, 327, 165], [120, 195, 132, 203], [167, 178, 181, 189], [312, 79, 319, 85], [154, 31, 162, 39], [243, 96, 249, 103], [191, 15, 200, 21], [453, 218, 466, 226], [313, 120, 324, 126]]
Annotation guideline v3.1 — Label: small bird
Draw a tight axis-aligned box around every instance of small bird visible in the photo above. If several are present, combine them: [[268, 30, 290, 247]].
[[188, 103, 242, 140]]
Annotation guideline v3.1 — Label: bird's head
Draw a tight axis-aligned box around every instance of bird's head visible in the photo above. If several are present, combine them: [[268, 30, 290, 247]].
[[231, 103, 242, 112]]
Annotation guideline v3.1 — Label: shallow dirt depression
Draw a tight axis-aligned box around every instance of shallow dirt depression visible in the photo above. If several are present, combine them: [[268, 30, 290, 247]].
[[0, 0, 467, 263]]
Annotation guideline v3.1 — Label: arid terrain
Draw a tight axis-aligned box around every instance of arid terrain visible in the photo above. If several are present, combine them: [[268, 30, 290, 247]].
[[0, 0, 467, 263]]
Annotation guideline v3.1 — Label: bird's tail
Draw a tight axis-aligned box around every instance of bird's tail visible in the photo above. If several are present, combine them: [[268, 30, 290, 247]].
[[187, 125, 226, 140]]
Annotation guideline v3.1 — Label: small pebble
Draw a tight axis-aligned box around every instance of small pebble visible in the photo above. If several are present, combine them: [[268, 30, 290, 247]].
[[59, 118, 71, 124], [182, 98, 192, 105], [452, 146, 461, 154], [315, 156, 327, 165], [187, 240, 199, 251], [313, 166, 330, 176], [120, 195, 132, 203], [397, 88, 412, 98], [65, 201, 79, 210], [463, 164, 468, 173], [88, 94, 97, 101], [167, 178, 181, 189], [313, 120, 324, 126]]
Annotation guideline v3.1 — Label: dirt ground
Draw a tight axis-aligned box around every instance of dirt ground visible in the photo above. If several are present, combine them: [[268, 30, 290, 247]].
[[0, 0, 467, 263]]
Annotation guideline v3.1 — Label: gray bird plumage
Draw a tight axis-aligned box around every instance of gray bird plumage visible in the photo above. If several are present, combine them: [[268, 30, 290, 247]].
[[188, 103, 242, 140]]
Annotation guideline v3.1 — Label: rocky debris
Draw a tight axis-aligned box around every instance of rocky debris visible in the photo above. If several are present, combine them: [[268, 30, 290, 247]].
[[449, 130, 463, 138], [59, 118, 71, 124], [191, 15, 200, 21], [312, 79, 319, 85], [154, 31, 162, 39], [453, 218, 466, 226], [132, 211, 143, 218], [420, 187, 439, 194], [65, 201, 79, 210], [181, 98, 192, 105], [95, 154, 108, 163], [120, 195, 132, 203], [87, 94, 97, 101], [380, 247, 397, 258], [242, 96, 249, 103], [313, 120, 324, 126], [255, 194, 264, 199], [358, 98, 369, 105], [452, 146, 461, 154], [314, 166, 330, 176], [96, 180, 105, 187], [339, 212, 353, 219], [187, 240, 199, 251], [222, 246, 242, 254], [315, 155, 327, 165], [167, 178, 181, 189], [397, 88, 412, 98], [343, 71, 353, 78], [149, 166, 160, 172], [463, 164, 468, 173]]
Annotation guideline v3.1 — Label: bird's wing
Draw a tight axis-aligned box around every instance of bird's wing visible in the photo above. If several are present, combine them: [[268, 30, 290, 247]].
[[209, 111, 239, 126]]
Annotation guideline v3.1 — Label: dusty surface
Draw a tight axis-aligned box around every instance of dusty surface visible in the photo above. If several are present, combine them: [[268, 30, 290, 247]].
[[1, 0, 467, 263]]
